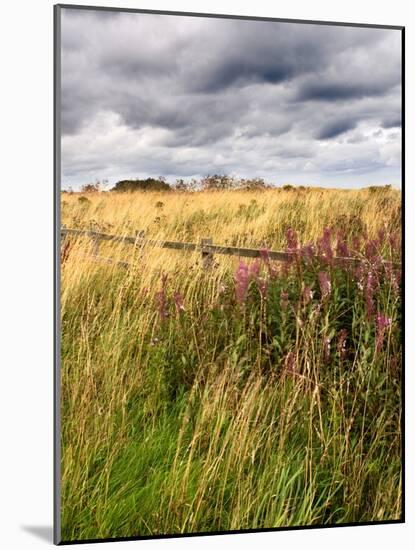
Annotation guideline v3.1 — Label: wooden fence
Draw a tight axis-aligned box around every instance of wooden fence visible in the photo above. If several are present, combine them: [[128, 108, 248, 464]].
[[60, 226, 382, 269]]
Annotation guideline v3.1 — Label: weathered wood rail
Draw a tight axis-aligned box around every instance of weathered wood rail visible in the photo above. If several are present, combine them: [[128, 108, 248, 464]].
[[60, 227, 397, 268]]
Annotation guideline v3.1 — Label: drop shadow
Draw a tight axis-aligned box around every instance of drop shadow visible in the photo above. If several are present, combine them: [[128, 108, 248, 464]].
[[21, 525, 53, 543]]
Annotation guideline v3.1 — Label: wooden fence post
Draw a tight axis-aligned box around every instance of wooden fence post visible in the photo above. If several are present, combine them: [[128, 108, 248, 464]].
[[201, 237, 213, 267], [91, 233, 100, 257], [60, 225, 71, 264], [135, 230, 145, 253]]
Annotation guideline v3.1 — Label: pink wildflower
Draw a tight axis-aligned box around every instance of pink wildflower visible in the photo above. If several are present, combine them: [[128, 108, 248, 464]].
[[389, 231, 400, 255], [364, 239, 378, 261], [364, 271, 376, 318], [235, 259, 271, 303], [354, 264, 365, 290], [235, 261, 250, 304], [336, 238, 350, 259], [259, 248, 278, 278], [300, 243, 315, 264], [377, 228, 386, 243], [318, 227, 333, 263], [249, 259, 261, 279], [352, 236, 361, 254], [286, 227, 298, 252]]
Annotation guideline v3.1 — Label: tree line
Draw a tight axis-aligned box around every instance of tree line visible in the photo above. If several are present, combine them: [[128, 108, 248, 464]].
[[63, 177, 394, 194], [66, 175, 273, 193]]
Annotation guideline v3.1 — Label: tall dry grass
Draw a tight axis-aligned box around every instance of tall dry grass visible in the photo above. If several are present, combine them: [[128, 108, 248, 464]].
[[62, 187, 401, 247], [60, 187, 402, 541]]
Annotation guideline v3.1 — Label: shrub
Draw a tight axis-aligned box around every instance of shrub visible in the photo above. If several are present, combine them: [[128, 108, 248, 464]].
[[77, 196, 90, 205], [80, 179, 108, 193], [368, 184, 392, 194], [200, 174, 237, 191], [112, 178, 171, 192]]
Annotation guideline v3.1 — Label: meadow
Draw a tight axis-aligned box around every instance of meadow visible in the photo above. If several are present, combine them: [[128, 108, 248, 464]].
[[60, 186, 402, 540]]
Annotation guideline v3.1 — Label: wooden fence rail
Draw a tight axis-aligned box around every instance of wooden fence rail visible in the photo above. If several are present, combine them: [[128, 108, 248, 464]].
[[60, 227, 396, 268]]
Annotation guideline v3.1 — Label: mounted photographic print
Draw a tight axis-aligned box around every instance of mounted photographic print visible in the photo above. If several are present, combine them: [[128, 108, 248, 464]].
[[54, 4, 404, 544]]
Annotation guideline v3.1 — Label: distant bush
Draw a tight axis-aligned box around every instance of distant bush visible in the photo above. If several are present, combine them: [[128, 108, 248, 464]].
[[240, 178, 268, 191], [112, 178, 171, 192], [81, 183, 101, 193], [81, 179, 108, 193], [282, 184, 294, 191], [78, 196, 90, 205], [368, 185, 392, 194], [200, 175, 237, 191]]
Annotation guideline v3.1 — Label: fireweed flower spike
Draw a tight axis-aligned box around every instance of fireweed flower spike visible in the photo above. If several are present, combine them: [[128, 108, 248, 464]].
[[336, 233, 350, 266], [286, 227, 298, 252], [364, 271, 376, 319], [377, 228, 386, 244], [250, 259, 269, 299], [235, 261, 250, 304], [249, 259, 261, 279], [235, 259, 271, 304], [365, 239, 378, 262], [259, 248, 277, 278], [318, 227, 333, 264], [389, 231, 401, 256], [285, 227, 298, 265], [300, 243, 315, 265], [352, 236, 361, 255]]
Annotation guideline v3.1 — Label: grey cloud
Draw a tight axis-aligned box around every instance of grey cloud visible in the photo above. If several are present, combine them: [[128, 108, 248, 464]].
[[324, 157, 385, 175], [316, 119, 357, 140], [381, 115, 402, 128], [298, 81, 389, 102], [60, 8, 402, 188]]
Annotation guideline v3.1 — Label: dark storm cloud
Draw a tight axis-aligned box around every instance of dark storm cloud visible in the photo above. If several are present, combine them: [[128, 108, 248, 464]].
[[191, 59, 293, 93], [60, 8, 402, 188], [298, 81, 392, 102], [317, 118, 357, 140], [381, 115, 402, 128]]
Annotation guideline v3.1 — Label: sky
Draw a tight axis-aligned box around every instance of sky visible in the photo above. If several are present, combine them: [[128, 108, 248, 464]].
[[60, 8, 402, 189]]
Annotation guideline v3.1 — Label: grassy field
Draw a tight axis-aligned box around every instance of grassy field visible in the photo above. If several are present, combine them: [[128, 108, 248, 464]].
[[60, 187, 402, 541]]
